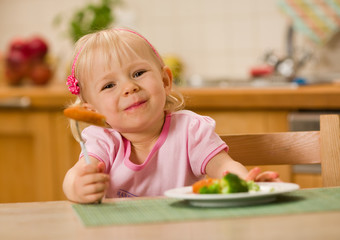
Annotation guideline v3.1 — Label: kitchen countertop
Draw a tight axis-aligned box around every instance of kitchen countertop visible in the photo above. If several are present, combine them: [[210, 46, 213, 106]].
[[1, 83, 340, 110], [0, 84, 75, 109], [180, 83, 340, 110]]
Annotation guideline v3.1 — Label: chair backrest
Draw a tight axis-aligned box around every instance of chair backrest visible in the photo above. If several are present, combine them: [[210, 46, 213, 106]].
[[219, 114, 340, 187]]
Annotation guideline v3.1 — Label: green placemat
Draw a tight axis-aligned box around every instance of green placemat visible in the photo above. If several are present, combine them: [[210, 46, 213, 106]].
[[73, 187, 340, 227]]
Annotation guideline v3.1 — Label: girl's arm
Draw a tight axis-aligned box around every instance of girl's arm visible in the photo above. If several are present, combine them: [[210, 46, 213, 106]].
[[205, 150, 280, 181], [205, 150, 248, 179], [62, 156, 109, 203]]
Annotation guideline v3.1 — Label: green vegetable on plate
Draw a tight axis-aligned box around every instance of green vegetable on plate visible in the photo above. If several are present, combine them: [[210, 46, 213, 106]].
[[193, 173, 260, 194]]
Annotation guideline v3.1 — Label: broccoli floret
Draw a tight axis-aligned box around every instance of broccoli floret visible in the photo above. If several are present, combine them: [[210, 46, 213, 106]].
[[220, 173, 249, 193], [247, 180, 260, 192], [195, 173, 260, 194], [199, 182, 221, 194]]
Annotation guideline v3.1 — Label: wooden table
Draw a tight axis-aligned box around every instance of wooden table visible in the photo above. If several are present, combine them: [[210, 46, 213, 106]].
[[1, 195, 339, 240]]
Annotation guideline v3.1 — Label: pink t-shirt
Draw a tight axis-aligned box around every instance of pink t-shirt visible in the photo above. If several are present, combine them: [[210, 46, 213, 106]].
[[82, 110, 228, 198]]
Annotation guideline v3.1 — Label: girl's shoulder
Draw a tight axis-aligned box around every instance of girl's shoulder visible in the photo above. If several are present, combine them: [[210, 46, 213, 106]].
[[170, 109, 204, 119], [82, 125, 122, 142], [170, 110, 216, 128]]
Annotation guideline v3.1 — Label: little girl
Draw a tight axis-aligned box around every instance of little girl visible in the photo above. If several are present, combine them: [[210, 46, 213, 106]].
[[63, 28, 279, 203]]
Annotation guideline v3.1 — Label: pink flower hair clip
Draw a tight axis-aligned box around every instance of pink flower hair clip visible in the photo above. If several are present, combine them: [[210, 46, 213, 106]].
[[66, 47, 83, 95], [66, 75, 80, 95]]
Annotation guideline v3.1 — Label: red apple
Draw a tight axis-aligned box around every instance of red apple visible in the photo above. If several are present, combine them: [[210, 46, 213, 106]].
[[5, 68, 23, 85], [4, 36, 50, 86], [29, 62, 52, 85], [6, 50, 29, 69], [5, 50, 30, 84], [9, 38, 30, 58], [26, 37, 48, 60]]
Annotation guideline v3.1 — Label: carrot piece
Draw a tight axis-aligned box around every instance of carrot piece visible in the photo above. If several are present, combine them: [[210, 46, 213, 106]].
[[63, 106, 106, 127], [192, 178, 218, 193]]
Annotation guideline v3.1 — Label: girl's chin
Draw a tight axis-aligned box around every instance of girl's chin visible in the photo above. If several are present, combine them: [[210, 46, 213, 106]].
[[108, 109, 165, 129], [115, 117, 164, 132]]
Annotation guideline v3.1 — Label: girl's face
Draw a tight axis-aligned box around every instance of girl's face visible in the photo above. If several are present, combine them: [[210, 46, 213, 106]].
[[82, 45, 172, 135]]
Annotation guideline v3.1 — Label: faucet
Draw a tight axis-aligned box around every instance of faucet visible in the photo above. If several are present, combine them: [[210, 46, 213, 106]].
[[263, 23, 312, 81]]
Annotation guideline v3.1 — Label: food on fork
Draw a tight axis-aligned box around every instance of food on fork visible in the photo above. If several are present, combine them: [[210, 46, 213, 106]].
[[192, 173, 260, 194], [63, 106, 106, 127]]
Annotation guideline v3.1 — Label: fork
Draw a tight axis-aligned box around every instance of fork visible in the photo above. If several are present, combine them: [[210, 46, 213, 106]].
[[74, 120, 103, 203], [74, 120, 91, 164]]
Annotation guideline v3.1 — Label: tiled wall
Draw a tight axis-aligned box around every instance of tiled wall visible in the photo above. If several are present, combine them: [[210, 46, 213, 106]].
[[119, 0, 288, 81], [0, 0, 294, 82]]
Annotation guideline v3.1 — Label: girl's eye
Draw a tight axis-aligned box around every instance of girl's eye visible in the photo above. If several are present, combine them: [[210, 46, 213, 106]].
[[102, 83, 115, 91], [133, 70, 146, 78]]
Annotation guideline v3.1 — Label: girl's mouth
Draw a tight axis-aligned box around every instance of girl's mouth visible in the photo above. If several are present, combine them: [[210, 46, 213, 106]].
[[124, 100, 147, 111]]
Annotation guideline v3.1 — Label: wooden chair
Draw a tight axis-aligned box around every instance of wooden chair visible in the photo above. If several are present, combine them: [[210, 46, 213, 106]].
[[219, 114, 340, 187]]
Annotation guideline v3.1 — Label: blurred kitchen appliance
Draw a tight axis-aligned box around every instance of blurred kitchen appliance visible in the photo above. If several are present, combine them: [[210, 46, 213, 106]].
[[261, 24, 312, 81]]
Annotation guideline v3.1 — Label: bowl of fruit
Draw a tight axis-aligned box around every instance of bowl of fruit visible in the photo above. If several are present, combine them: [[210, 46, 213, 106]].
[[4, 36, 53, 86]]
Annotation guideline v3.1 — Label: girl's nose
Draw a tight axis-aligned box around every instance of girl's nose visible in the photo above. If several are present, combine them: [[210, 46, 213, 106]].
[[123, 80, 140, 96]]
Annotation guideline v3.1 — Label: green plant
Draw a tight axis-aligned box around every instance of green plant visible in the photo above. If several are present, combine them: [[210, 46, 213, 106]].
[[54, 0, 121, 43]]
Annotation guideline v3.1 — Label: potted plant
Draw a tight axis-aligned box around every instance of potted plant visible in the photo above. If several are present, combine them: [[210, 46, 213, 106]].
[[55, 0, 121, 43]]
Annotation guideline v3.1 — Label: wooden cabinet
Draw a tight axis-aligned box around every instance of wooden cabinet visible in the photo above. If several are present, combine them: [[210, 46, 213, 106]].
[[0, 110, 54, 202], [194, 110, 289, 134], [0, 109, 79, 203], [0, 86, 80, 203]]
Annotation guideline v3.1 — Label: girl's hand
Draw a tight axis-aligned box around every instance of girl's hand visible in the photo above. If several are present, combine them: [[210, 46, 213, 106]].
[[245, 167, 281, 182], [72, 160, 109, 203]]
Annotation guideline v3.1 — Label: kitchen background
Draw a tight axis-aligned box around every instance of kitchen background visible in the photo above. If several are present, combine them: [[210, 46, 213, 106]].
[[1, 0, 340, 203], [2, 0, 340, 85]]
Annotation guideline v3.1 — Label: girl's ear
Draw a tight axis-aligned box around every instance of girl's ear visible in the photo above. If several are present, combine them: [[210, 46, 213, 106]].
[[162, 66, 173, 94]]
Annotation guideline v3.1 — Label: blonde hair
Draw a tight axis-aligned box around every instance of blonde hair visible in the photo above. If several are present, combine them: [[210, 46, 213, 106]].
[[70, 28, 184, 113]]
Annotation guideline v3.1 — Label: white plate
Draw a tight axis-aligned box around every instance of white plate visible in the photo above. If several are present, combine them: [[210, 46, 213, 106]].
[[164, 182, 299, 207]]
